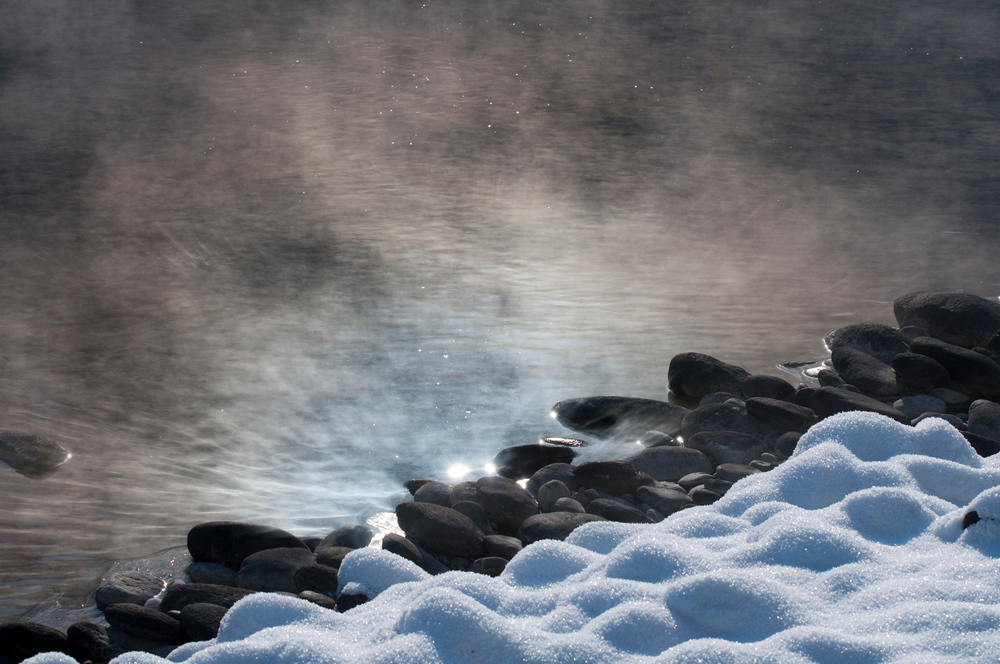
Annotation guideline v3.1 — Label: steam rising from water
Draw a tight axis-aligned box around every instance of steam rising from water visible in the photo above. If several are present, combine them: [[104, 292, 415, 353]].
[[2, 0, 1000, 624]]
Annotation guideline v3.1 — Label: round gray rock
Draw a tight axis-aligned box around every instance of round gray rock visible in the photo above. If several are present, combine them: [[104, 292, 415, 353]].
[[517, 512, 606, 544], [624, 446, 714, 482], [395, 501, 486, 559]]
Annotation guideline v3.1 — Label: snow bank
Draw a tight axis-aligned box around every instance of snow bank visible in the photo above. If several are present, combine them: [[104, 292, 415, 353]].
[[28, 412, 1000, 663]]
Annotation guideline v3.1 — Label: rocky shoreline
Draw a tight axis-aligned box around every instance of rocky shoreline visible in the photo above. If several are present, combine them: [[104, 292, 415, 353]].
[[4, 289, 1000, 663]]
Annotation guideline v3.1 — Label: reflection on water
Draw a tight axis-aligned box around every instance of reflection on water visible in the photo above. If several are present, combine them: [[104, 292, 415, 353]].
[[2, 0, 1000, 625]]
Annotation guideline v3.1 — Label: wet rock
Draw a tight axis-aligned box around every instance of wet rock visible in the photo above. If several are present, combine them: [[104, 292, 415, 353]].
[[637, 431, 679, 447], [381, 533, 424, 567], [95, 571, 165, 610], [572, 460, 645, 495], [741, 375, 796, 402], [831, 347, 901, 398], [668, 353, 751, 401], [318, 524, 374, 550], [684, 430, 767, 466], [699, 392, 743, 406], [315, 546, 354, 568], [824, 323, 910, 364], [526, 462, 578, 496], [470, 557, 508, 577], [517, 512, 606, 544], [293, 564, 340, 595], [894, 290, 1000, 348], [550, 396, 689, 439], [187, 562, 236, 587], [68, 621, 121, 663], [0, 622, 72, 661], [681, 401, 775, 440], [492, 444, 577, 480], [892, 395, 947, 420], [810, 387, 911, 424], [537, 480, 573, 512], [585, 498, 654, 524], [891, 352, 951, 391], [540, 437, 591, 448], [187, 522, 309, 569], [235, 547, 316, 593], [715, 463, 762, 483], [968, 400, 1000, 442], [451, 500, 495, 536], [449, 481, 478, 505], [158, 583, 255, 614], [746, 397, 818, 433], [413, 481, 454, 507], [0, 432, 72, 480], [909, 336, 1000, 399], [484, 535, 523, 560], [104, 603, 185, 644], [551, 497, 587, 513], [635, 485, 694, 517], [622, 445, 714, 483], [395, 501, 486, 559], [178, 603, 229, 642], [474, 476, 539, 535]]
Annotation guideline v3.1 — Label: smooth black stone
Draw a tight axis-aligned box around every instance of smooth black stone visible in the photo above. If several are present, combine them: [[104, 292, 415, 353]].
[[318, 524, 374, 550], [681, 401, 777, 440], [293, 564, 340, 595], [684, 430, 767, 466], [187, 522, 309, 569], [413, 480, 454, 507], [678, 472, 715, 491], [894, 290, 1000, 348], [817, 369, 847, 387], [964, 511, 981, 529], [158, 583, 256, 614], [179, 603, 228, 642], [483, 534, 523, 560], [404, 479, 432, 495], [187, 562, 237, 586], [68, 621, 120, 664], [315, 546, 353, 568], [715, 463, 762, 482], [526, 462, 579, 496], [0, 432, 71, 480], [492, 444, 577, 480], [395, 501, 486, 559], [968, 400, 1000, 441], [381, 533, 425, 567], [635, 485, 694, 516], [517, 512, 606, 544], [550, 396, 689, 440], [449, 481, 478, 505], [585, 498, 654, 524], [473, 476, 539, 536], [824, 323, 910, 364], [470, 557, 508, 577], [774, 431, 802, 459], [910, 336, 1000, 399], [299, 536, 323, 551], [690, 487, 723, 505], [638, 430, 679, 447], [572, 460, 645, 495], [746, 397, 819, 434], [962, 431, 1000, 457], [336, 592, 369, 612], [299, 591, 339, 611], [892, 352, 951, 391], [667, 352, 751, 401], [95, 571, 165, 610], [551, 497, 587, 513], [103, 603, 186, 645], [741, 375, 796, 402], [236, 547, 317, 594], [974, 346, 1000, 366], [831, 347, 901, 398], [537, 479, 573, 512], [793, 388, 816, 409], [810, 386, 911, 424], [451, 500, 495, 536], [539, 437, 590, 447], [0, 623, 71, 661]]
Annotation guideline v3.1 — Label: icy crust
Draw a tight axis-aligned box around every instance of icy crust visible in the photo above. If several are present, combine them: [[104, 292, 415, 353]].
[[28, 412, 1000, 664]]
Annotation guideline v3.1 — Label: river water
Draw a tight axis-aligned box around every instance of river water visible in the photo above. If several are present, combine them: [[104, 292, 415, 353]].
[[2, 0, 999, 626]]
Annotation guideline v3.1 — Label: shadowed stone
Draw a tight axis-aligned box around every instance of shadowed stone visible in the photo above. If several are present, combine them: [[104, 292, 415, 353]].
[[892, 395, 947, 420], [95, 571, 165, 610], [968, 400, 1000, 441], [293, 564, 339, 595], [894, 291, 1000, 348], [484, 535, 523, 560], [315, 546, 353, 568], [746, 397, 818, 433], [585, 498, 654, 524], [382, 533, 424, 567], [451, 500, 495, 536], [0, 432, 71, 480], [551, 497, 587, 513], [492, 444, 577, 480], [824, 323, 910, 363], [681, 402, 776, 441], [526, 463, 579, 496], [299, 591, 339, 611], [684, 430, 767, 466], [187, 522, 309, 569], [537, 480, 572, 512], [395, 501, 486, 559], [573, 460, 646, 495], [742, 375, 796, 402], [811, 387, 911, 424], [715, 463, 762, 482], [68, 621, 121, 663], [413, 481, 454, 507], [831, 347, 901, 398], [668, 353, 751, 401], [892, 352, 951, 391], [0, 622, 72, 661], [962, 431, 1000, 457], [104, 603, 185, 644], [517, 512, 606, 544], [636, 485, 694, 517], [624, 446, 714, 482], [158, 583, 255, 614], [187, 562, 237, 586], [450, 481, 477, 505], [909, 337, 1000, 399], [474, 476, 539, 535], [179, 603, 229, 642], [470, 557, 508, 577], [550, 396, 689, 440], [318, 525, 374, 550], [235, 547, 317, 593]]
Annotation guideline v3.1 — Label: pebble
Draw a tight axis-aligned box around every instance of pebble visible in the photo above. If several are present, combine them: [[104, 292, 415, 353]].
[[677, 472, 715, 491], [911, 412, 965, 430], [635, 485, 694, 517], [537, 479, 573, 512], [689, 486, 723, 505], [551, 497, 587, 513], [470, 557, 508, 577], [929, 386, 970, 406], [526, 462, 578, 495], [715, 463, 762, 483]]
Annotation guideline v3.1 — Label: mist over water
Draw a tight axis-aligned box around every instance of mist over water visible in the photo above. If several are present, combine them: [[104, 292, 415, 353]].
[[2, 0, 1000, 624]]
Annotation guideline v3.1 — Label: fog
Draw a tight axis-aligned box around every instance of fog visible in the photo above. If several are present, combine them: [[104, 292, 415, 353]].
[[1, 0, 999, 624]]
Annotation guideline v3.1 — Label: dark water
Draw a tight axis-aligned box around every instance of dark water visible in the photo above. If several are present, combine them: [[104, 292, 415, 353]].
[[2, 0, 1000, 626]]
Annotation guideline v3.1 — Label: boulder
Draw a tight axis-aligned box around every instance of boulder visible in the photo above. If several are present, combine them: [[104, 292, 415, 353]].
[[473, 476, 539, 535], [394, 501, 485, 559], [684, 430, 767, 466], [492, 444, 576, 479], [830, 347, 900, 398], [187, 522, 309, 569], [894, 290, 1000, 348], [550, 396, 689, 439], [517, 512, 606, 544], [824, 323, 910, 363], [668, 353, 751, 401]]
